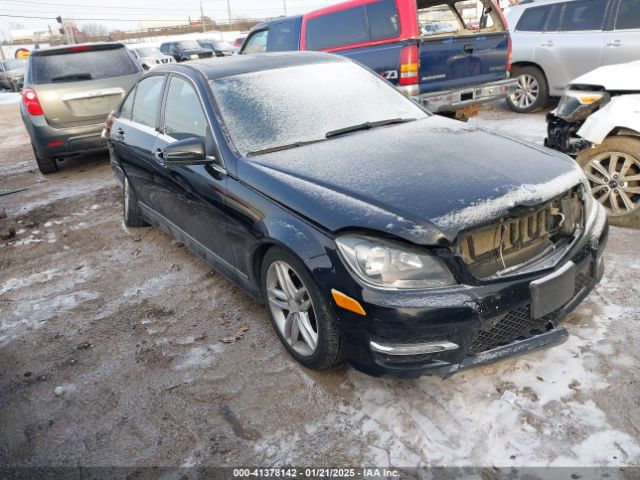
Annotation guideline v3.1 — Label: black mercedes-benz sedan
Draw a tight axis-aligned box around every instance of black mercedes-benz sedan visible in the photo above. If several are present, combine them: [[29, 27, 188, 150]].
[[105, 52, 608, 378]]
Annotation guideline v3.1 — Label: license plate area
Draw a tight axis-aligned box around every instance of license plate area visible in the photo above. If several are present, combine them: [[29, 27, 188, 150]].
[[530, 261, 576, 319]]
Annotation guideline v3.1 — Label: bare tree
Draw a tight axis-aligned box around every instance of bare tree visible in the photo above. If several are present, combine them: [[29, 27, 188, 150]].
[[81, 23, 109, 36]]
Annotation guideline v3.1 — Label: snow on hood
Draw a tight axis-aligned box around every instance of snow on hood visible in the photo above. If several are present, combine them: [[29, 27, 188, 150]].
[[571, 60, 640, 91]]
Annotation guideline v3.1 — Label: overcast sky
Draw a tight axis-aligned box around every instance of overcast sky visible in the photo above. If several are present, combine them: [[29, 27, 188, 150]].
[[0, 0, 343, 39]]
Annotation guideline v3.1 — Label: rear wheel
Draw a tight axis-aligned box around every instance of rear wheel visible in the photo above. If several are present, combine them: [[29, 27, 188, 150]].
[[123, 176, 147, 227], [261, 247, 343, 370], [577, 136, 640, 228], [506, 66, 549, 113], [32, 143, 58, 174]]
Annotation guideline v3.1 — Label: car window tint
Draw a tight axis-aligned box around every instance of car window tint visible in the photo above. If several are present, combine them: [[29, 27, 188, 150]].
[[243, 30, 269, 54], [306, 6, 369, 50], [267, 22, 295, 51], [210, 61, 427, 157], [163, 77, 208, 140], [516, 5, 552, 31], [120, 88, 135, 120], [31, 47, 139, 84], [131, 75, 164, 128], [367, 0, 400, 41], [616, 0, 640, 30], [559, 0, 606, 31]]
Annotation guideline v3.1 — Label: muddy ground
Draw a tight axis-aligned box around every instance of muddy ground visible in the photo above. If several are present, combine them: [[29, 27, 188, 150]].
[[1, 95, 639, 473]]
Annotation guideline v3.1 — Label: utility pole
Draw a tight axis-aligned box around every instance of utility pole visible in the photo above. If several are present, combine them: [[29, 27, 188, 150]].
[[226, 0, 231, 30], [283, 0, 287, 16], [199, 0, 206, 32]]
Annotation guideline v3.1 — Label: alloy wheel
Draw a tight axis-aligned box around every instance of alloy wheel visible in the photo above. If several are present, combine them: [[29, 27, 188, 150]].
[[510, 74, 540, 110], [584, 151, 640, 216], [266, 261, 319, 357]]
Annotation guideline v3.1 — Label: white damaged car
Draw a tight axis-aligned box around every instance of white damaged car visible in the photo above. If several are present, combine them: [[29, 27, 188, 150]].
[[546, 61, 640, 227]]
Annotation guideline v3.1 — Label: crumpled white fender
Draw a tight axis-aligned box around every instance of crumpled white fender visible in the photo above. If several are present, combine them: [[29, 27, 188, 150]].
[[578, 94, 640, 145]]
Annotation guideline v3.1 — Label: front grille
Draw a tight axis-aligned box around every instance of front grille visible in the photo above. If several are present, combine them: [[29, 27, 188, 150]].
[[457, 187, 584, 279], [469, 269, 592, 354]]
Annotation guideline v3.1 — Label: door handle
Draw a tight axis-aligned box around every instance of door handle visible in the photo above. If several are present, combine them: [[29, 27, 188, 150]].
[[540, 41, 555, 47], [606, 40, 622, 47], [463, 44, 474, 54]]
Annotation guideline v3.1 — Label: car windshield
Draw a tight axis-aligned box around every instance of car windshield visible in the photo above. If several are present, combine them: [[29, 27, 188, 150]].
[[214, 41, 233, 50], [209, 61, 427, 156], [3, 60, 24, 70], [177, 41, 200, 50], [134, 47, 161, 57]]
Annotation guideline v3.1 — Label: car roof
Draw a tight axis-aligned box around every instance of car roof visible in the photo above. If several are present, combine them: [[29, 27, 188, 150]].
[[153, 51, 347, 80], [252, 15, 303, 31]]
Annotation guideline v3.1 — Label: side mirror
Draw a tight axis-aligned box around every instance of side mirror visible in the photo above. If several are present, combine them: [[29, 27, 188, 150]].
[[163, 137, 213, 166]]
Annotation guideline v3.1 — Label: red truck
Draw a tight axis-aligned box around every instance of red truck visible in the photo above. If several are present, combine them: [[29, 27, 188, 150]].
[[241, 0, 517, 118]]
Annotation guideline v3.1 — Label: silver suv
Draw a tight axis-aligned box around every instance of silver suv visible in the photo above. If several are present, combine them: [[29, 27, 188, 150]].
[[20, 43, 141, 174], [506, 0, 640, 113]]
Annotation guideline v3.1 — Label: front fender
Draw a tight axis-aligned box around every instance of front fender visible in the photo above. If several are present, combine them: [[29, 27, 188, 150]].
[[578, 95, 640, 145]]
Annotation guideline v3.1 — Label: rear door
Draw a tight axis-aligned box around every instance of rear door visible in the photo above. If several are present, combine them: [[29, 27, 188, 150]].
[[112, 74, 166, 208], [417, 0, 509, 92], [29, 45, 141, 128], [534, 0, 609, 92], [603, 0, 640, 66]]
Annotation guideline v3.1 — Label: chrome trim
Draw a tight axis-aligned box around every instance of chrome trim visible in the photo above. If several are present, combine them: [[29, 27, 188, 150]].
[[370, 340, 459, 356], [62, 87, 125, 101]]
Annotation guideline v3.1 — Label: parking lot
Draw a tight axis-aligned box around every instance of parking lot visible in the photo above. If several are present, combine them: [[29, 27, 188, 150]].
[[1, 91, 639, 470]]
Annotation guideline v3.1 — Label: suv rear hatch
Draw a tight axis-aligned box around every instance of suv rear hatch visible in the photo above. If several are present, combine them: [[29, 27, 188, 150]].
[[416, 0, 510, 93], [28, 44, 140, 128]]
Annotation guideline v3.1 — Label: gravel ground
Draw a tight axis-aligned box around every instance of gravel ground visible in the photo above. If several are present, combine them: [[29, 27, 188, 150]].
[[0, 94, 639, 473]]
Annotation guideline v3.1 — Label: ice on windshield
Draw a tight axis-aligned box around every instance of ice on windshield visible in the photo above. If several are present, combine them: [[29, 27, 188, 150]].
[[209, 61, 427, 156]]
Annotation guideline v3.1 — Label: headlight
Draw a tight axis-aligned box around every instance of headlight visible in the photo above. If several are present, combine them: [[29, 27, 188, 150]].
[[190, 54, 199, 60], [556, 89, 610, 122], [335, 235, 456, 289]]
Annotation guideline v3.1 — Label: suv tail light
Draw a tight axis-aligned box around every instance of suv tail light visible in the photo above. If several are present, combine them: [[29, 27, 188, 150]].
[[399, 45, 419, 86], [22, 87, 44, 116], [103, 111, 115, 139]]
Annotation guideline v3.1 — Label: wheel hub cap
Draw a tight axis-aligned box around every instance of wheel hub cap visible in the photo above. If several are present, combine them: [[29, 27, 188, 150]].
[[584, 151, 640, 216]]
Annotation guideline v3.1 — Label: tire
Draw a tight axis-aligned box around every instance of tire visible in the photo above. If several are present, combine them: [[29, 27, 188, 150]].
[[506, 66, 549, 113], [261, 246, 344, 370], [123, 176, 147, 227], [32, 143, 58, 174], [577, 136, 640, 228]]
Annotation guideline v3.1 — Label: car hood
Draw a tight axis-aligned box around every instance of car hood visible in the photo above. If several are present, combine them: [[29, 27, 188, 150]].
[[238, 115, 585, 246], [571, 60, 640, 92]]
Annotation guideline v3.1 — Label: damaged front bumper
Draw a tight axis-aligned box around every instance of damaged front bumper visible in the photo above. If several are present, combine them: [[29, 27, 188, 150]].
[[544, 113, 592, 156], [335, 204, 608, 378]]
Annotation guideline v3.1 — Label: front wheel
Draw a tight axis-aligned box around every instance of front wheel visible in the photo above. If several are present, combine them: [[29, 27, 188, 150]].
[[506, 66, 549, 113], [577, 136, 640, 228], [261, 247, 343, 370]]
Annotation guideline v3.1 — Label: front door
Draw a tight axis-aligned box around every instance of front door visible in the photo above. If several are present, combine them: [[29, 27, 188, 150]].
[[152, 74, 234, 266]]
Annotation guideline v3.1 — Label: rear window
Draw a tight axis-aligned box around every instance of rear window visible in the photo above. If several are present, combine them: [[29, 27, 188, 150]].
[[305, 0, 400, 51], [516, 5, 552, 32], [31, 47, 139, 84]]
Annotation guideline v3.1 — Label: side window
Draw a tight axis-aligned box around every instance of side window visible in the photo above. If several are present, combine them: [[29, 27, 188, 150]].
[[160, 44, 168, 54], [306, 7, 369, 50], [516, 5, 552, 32], [243, 30, 269, 54], [131, 75, 164, 128], [266, 22, 295, 52], [616, 0, 640, 30], [163, 76, 208, 140], [119, 88, 135, 120], [367, 0, 400, 41], [559, 0, 607, 31]]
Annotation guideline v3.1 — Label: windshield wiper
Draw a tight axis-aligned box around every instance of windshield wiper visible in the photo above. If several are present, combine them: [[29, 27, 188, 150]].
[[247, 138, 327, 157], [50, 73, 92, 82], [325, 118, 415, 139]]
